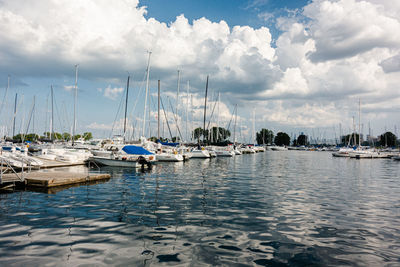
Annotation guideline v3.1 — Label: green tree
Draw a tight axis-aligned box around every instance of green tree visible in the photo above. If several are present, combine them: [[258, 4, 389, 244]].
[[24, 133, 39, 141], [379, 131, 397, 147], [274, 132, 290, 146], [192, 127, 207, 141], [73, 134, 82, 140], [83, 132, 93, 141], [62, 132, 71, 141], [210, 127, 230, 143], [341, 133, 360, 146], [297, 134, 308, 146], [172, 136, 181, 142], [256, 128, 274, 145]]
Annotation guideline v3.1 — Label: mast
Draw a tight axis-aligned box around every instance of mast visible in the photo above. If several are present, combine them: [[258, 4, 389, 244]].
[[252, 109, 256, 145], [51, 85, 54, 141], [12, 93, 17, 138], [158, 80, 160, 140], [72, 64, 79, 146], [176, 70, 181, 139], [216, 92, 220, 143], [203, 75, 209, 144], [233, 104, 237, 144], [143, 51, 152, 137], [186, 81, 189, 142], [358, 98, 361, 147], [123, 75, 130, 141]]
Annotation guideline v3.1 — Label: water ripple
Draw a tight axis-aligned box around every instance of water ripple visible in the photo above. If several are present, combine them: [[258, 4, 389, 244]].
[[0, 151, 399, 265]]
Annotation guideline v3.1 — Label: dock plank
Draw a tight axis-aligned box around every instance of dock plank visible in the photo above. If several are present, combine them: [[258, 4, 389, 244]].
[[1, 171, 110, 188]]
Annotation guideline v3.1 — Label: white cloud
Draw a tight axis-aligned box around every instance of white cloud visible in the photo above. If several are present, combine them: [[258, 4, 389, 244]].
[[0, 0, 400, 137], [103, 86, 124, 100], [63, 85, 75, 91]]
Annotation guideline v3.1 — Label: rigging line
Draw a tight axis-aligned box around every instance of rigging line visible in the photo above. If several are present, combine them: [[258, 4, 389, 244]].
[[24, 97, 35, 137], [109, 85, 125, 139], [168, 98, 183, 141], [0, 75, 9, 118], [225, 104, 236, 132], [53, 88, 66, 136], [160, 96, 173, 140], [206, 99, 218, 131], [127, 70, 148, 130]]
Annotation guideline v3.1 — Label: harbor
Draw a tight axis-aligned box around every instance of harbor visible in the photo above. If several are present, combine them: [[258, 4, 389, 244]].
[[1, 151, 399, 266]]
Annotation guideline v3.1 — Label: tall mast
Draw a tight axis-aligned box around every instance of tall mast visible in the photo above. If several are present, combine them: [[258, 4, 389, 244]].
[[143, 51, 151, 137], [217, 92, 220, 142], [158, 80, 160, 140], [176, 70, 181, 139], [123, 75, 130, 141], [72, 64, 79, 146], [252, 109, 256, 145], [233, 104, 237, 144], [186, 81, 189, 142], [203, 75, 209, 144], [51, 85, 54, 141], [358, 98, 361, 147], [12, 93, 17, 138]]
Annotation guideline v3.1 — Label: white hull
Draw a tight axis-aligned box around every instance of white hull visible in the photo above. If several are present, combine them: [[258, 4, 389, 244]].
[[270, 146, 288, 151], [215, 150, 235, 157], [156, 153, 184, 162], [89, 156, 152, 168], [191, 149, 211, 158]]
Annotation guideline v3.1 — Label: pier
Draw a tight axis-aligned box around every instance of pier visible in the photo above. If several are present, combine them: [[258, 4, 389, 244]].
[[0, 171, 110, 189]]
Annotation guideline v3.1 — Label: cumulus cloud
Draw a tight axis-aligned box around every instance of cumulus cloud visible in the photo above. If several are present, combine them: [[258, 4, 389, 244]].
[[103, 86, 124, 100], [1, 0, 400, 137], [379, 54, 400, 73], [303, 0, 400, 62]]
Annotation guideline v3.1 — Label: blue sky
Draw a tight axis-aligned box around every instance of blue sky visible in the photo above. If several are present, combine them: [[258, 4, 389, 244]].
[[0, 0, 399, 141], [139, 0, 309, 39]]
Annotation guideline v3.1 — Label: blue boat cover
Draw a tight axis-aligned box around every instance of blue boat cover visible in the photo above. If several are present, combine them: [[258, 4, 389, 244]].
[[122, 145, 154, 155], [160, 142, 179, 147]]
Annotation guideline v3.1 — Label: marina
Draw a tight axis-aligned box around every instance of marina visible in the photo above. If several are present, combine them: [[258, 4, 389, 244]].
[[1, 0, 400, 266], [0, 151, 399, 266]]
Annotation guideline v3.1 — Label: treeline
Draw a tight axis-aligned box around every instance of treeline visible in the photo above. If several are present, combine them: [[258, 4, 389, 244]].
[[9, 132, 93, 142]]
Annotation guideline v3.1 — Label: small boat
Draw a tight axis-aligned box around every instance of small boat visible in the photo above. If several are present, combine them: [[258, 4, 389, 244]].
[[88, 145, 156, 168], [270, 146, 288, 151], [191, 148, 211, 158]]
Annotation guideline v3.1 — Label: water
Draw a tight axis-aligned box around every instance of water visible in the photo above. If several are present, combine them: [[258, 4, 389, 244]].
[[1, 151, 400, 266]]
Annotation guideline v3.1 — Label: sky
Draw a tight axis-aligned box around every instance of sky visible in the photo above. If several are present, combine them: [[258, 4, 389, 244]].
[[0, 0, 400, 142]]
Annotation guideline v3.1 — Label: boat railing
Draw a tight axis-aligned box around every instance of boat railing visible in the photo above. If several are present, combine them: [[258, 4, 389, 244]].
[[0, 155, 32, 184]]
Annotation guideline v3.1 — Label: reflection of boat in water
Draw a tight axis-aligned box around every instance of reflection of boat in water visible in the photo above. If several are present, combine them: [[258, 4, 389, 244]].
[[88, 145, 156, 168]]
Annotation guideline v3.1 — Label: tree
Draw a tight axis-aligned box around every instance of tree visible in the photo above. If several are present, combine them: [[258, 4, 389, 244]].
[[73, 134, 82, 140], [83, 132, 93, 141], [256, 128, 274, 145], [379, 131, 397, 147], [210, 127, 230, 143], [192, 127, 207, 141], [341, 133, 360, 146], [62, 132, 71, 141], [24, 133, 39, 142], [274, 132, 290, 146], [297, 134, 308, 146]]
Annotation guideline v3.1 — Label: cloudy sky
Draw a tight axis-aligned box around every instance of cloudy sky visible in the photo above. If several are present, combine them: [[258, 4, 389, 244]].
[[1, 0, 399, 142]]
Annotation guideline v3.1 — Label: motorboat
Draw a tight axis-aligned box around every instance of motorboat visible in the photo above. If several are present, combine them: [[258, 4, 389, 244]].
[[191, 148, 211, 158], [88, 145, 156, 168]]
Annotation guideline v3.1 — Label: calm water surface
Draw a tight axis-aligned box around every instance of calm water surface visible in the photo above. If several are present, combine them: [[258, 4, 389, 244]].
[[1, 151, 400, 266]]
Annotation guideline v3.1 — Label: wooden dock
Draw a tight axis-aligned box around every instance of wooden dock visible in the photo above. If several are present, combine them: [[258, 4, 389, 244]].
[[1, 171, 110, 188]]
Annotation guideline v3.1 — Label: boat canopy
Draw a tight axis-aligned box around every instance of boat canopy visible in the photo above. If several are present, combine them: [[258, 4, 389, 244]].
[[122, 145, 154, 155], [160, 142, 179, 147]]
